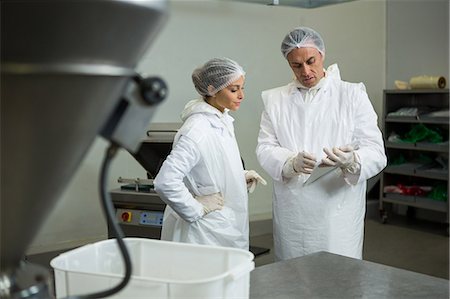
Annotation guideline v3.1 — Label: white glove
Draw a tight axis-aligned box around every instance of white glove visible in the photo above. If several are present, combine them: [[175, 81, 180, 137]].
[[293, 151, 317, 174], [244, 170, 267, 193], [321, 145, 357, 170], [195, 192, 224, 215]]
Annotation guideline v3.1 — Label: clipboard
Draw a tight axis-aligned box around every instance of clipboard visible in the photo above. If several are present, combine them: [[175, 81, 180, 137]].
[[303, 165, 337, 186]]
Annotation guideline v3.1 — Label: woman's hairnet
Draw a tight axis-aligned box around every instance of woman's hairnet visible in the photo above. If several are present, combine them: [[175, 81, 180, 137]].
[[192, 57, 245, 97], [281, 27, 325, 59]]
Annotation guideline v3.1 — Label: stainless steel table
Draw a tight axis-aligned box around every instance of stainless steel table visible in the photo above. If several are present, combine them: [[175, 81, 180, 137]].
[[250, 251, 449, 298]]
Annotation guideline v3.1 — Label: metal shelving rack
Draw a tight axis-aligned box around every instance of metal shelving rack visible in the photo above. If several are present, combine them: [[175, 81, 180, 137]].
[[379, 89, 449, 224]]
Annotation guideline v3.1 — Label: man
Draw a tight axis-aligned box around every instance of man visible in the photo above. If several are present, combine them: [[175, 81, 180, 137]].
[[256, 27, 386, 261]]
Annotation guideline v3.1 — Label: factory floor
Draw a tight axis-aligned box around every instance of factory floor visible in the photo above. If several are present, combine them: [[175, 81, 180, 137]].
[[250, 212, 449, 280]]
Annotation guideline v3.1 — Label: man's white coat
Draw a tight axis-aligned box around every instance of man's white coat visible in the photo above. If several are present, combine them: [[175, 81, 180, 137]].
[[256, 64, 386, 260]]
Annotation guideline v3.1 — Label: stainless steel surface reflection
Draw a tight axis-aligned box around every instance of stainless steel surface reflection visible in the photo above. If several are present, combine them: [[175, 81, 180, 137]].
[[250, 252, 449, 298]]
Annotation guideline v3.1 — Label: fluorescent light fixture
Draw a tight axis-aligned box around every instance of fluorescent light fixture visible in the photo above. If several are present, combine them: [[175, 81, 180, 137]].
[[225, 0, 357, 9]]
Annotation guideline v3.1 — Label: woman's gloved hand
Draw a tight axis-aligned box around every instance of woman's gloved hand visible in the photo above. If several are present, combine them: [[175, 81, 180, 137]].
[[244, 170, 267, 193], [195, 192, 224, 215], [321, 145, 357, 170], [293, 151, 317, 174]]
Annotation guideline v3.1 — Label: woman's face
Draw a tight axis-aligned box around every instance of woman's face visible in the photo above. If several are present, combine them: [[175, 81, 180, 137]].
[[207, 75, 245, 112]]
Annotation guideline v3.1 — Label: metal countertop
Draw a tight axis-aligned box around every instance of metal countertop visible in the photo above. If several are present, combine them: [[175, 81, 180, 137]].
[[250, 251, 449, 299]]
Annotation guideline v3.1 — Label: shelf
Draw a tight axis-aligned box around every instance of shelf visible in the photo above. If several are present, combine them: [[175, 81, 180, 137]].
[[382, 193, 448, 213], [416, 142, 449, 152], [384, 89, 449, 94], [381, 89, 449, 219], [385, 115, 449, 124], [384, 164, 418, 176], [416, 168, 449, 181], [384, 165, 448, 180], [385, 141, 449, 152]]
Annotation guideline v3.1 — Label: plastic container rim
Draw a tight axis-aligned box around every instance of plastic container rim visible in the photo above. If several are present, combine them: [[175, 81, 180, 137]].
[[50, 237, 255, 285]]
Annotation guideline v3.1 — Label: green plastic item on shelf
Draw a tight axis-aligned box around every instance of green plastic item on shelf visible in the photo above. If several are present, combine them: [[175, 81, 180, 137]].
[[390, 155, 407, 165], [388, 153, 435, 166], [401, 124, 443, 143], [427, 184, 448, 201], [417, 153, 434, 165]]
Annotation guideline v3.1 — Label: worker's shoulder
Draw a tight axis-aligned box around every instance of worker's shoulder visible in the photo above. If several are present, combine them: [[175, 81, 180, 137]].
[[262, 84, 290, 96], [178, 114, 212, 143], [261, 84, 291, 104], [333, 78, 367, 94], [329, 80, 370, 107], [262, 84, 289, 94], [326, 64, 366, 93]]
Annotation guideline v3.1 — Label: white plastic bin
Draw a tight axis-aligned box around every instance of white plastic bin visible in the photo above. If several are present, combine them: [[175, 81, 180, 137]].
[[50, 238, 254, 298]]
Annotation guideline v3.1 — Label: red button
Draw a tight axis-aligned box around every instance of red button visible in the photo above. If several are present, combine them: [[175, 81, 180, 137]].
[[121, 212, 131, 222]]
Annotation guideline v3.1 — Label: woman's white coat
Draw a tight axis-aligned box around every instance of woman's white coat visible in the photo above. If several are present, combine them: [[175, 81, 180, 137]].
[[154, 99, 249, 249]]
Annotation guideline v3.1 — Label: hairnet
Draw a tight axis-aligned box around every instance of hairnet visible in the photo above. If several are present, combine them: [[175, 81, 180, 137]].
[[281, 27, 325, 59], [192, 57, 245, 97]]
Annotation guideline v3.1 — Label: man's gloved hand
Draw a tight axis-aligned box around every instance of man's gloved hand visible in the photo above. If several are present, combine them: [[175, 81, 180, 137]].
[[321, 145, 357, 170], [195, 192, 224, 215], [293, 151, 317, 174], [244, 170, 267, 193]]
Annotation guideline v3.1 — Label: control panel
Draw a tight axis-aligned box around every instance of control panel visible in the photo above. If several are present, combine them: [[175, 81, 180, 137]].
[[139, 211, 164, 226], [116, 208, 164, 227]]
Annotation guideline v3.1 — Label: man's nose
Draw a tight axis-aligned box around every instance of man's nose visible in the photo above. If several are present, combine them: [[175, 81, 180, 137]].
[[302, 65, 311, 75]]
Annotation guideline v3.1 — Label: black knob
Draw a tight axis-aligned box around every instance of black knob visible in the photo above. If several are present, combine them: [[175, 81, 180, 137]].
[[139, 76, 168, 106]]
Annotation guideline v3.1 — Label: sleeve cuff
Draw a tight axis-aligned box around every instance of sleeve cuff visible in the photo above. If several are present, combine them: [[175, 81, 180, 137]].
[[342, 152, 361, 185], [282, 155, 300, 179]]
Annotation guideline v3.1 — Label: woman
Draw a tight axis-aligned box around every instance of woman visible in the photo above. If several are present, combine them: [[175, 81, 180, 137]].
[[154, 57, 266, 250]]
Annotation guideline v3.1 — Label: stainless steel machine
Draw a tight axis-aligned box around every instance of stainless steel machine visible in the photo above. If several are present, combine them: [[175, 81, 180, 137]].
[[1, 1, 168, 297], [108, 123, 181, 240]]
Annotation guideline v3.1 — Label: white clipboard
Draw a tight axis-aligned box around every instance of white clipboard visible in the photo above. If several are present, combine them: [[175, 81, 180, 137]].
[[303, 165, 337, 186]]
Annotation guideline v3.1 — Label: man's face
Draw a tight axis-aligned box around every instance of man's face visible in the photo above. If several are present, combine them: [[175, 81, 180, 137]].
[[287, 47, 325, 88]]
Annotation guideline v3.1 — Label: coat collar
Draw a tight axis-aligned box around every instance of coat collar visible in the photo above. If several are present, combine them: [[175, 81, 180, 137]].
[[287, 63, 341, 95]]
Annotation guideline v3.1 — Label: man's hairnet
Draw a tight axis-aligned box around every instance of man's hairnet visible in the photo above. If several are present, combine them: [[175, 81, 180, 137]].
[[192, 57, 245, 97], [281, 27, 325, 59]]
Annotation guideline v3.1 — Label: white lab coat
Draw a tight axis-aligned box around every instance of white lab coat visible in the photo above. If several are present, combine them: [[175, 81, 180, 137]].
[[154, 99, 249, 250], [256, 64, 386, 260]]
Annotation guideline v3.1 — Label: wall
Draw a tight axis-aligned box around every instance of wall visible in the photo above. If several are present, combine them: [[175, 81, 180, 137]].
[[28, 0, 386, 254], [386, 0, 449, 88]]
